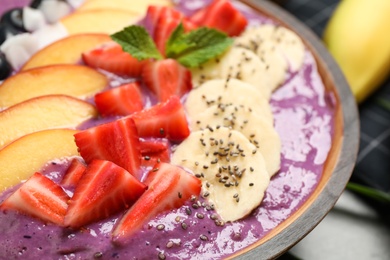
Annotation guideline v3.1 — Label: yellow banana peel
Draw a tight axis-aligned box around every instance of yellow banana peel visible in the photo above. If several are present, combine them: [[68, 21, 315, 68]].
[[323, 0, 390, 103]]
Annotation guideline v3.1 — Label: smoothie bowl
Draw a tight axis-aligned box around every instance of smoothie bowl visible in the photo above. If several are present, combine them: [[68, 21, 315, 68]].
[[0, 0, 359, 259]]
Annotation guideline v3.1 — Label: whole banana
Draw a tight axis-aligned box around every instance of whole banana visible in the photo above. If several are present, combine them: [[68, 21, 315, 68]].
[[323, 0, 390, 103]]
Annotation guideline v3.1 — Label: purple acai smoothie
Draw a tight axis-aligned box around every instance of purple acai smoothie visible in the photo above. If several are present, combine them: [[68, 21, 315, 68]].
[[0, 0, 336, 259]]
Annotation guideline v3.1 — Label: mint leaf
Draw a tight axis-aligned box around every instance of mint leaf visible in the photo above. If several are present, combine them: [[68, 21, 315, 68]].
[[111, 25, 162, 61], [166, 26, 233, 68]]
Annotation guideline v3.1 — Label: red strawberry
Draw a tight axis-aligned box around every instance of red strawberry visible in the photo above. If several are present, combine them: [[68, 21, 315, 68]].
[[82, 42, 146, 77], [129, 96, 190, 142], [0, 172, 69, 225], [60, 158, 86, 188], [189, 0, 248, 36], [95, 82, 144, 117], [64, 160, 146, 228], [144, 5, 166, 35], [74, 117, 142, 179], [112, 162, 201, 243], [153, 7, 198, 56], [142, 59, 192, 102], [140, 139, 170, 167]]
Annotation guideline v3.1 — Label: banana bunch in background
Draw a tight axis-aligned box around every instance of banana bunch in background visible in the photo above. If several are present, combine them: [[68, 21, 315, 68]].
[[323, 0, 390, 103]]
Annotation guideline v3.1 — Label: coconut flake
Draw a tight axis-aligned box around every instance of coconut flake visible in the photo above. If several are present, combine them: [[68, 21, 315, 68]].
[[23, 7, 47, 32], [40, 1, 72, 23]]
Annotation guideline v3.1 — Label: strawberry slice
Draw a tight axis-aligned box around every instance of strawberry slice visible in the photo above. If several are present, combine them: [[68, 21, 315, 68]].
[[153, 7, 198, 56], [112, 162, 201, 243], [189, 0, 248, 37], [82, 42, 146, 77], [129, 96, 190, 142], [60, 158, 86, 188], [140, 139, 170, 167], [95, 82, 144, 117], [144, 5, 166, 35], [74, 117, 142, 179], [0, 172, 69, 226], [64, 160, 146, 228], [142, 59, 192, 102]]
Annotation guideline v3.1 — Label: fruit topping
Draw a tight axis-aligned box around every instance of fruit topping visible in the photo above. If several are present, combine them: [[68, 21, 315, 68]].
[[0, 172, 70, 226], [82, 41, 146, 77], [171, 127, 270, 222], [142, 58, 192, 102], [112, 162, 201, 243], [189, 0, 248, 37], [130, 96, 190, 142], [74, 117, 142, 179], [140, 138, 170, 167], [95, 82, 144, 117], [60, 158, 87, 188], [0, 8, 26, 33], [64, 159, 146, 228]]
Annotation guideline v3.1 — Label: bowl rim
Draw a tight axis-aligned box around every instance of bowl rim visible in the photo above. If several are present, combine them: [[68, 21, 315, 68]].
[[231, 0, 360, 259]]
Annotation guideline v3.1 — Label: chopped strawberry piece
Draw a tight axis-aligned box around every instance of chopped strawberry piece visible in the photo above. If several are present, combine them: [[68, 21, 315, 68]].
[[74, 117, 142, 179], [82, 42, 146, 77], [112, 162, 201, 243], [0, 172, 69, 225], [64, 160, 146, 228], [189, 0, 248, 36], [153, 7, 198, 56], [95, 82, 144, 117], [142, 59, 192, 102], [60, 158, 86, 188], [129, 96, 190, 142], [144, 5, 166, 35], [140, 139, 170, 167]]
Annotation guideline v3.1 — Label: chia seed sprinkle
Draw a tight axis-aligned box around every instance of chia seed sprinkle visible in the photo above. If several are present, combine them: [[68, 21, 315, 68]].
[[156, 224, 165, 231]]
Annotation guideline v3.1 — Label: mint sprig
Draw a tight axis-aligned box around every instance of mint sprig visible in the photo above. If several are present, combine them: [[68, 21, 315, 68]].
[[111, 25, 163, 61], [110, 23, 233, 68]]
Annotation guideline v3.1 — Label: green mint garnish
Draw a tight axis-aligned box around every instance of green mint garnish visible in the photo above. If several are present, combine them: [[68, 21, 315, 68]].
[[111, 23, 233, 68], [111, 25, 163, 61]]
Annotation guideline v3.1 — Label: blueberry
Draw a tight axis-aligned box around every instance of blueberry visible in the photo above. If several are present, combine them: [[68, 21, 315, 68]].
[[30, 0, 67, 9], [0, 52, 12, 81], [0, 23, 19, 45], [0, 8, 26, 32]]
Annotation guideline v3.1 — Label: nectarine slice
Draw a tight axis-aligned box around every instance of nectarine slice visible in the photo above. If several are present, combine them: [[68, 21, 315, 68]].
[[0, 64, 108, 108], [0, 95, 97, 149], [22, 33, 111, 71], [0, 129, 79, 192], [61, 9, 139, 35], [78, 0, 172, 14]]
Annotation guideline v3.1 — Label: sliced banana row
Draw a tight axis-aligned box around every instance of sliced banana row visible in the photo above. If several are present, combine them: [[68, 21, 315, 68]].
[[171, 127, 270, 222], [185, 78, 274, 125], [189, 103, 281, 177], [235, 24, 305, 74]]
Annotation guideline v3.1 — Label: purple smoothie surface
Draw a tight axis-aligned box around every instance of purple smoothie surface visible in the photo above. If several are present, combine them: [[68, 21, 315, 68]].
[[0, 0, 336, 259]]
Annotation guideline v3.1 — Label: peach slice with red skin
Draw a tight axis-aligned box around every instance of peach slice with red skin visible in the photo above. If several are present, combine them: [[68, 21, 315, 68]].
[[78, 0, 172, 14], [61, 9, 139, 35], [0, 129, 79, 192], [0, 94, 97, 149], [21, 33, 112, 71], [0, 64, 108, 108]]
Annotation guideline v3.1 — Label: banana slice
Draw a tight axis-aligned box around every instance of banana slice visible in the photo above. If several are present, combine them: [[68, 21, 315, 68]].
[[185, 78, 273, 125], [171, 127, 270, 222], [190, 104, 281, 177], [191, 47, 273, 99], [235, 24, 305, 73]]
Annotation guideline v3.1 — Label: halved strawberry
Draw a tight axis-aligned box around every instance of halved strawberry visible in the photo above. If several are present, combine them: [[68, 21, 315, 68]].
[[64, 160, 146, 228], [112, 162, 201, 243], [74, 117, 142, 179], [189, 0, 248, 37], [60, 158, 86, 188], [0, 172, 69, 225], [95, 82, 144, 117], [153, 7, 198, 56], [140, 138, 170, 167], [142, 59, 192, 102], [82, 42, 146, 77], [144, 5, 166, 35], [129, 96, 190, 142]]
